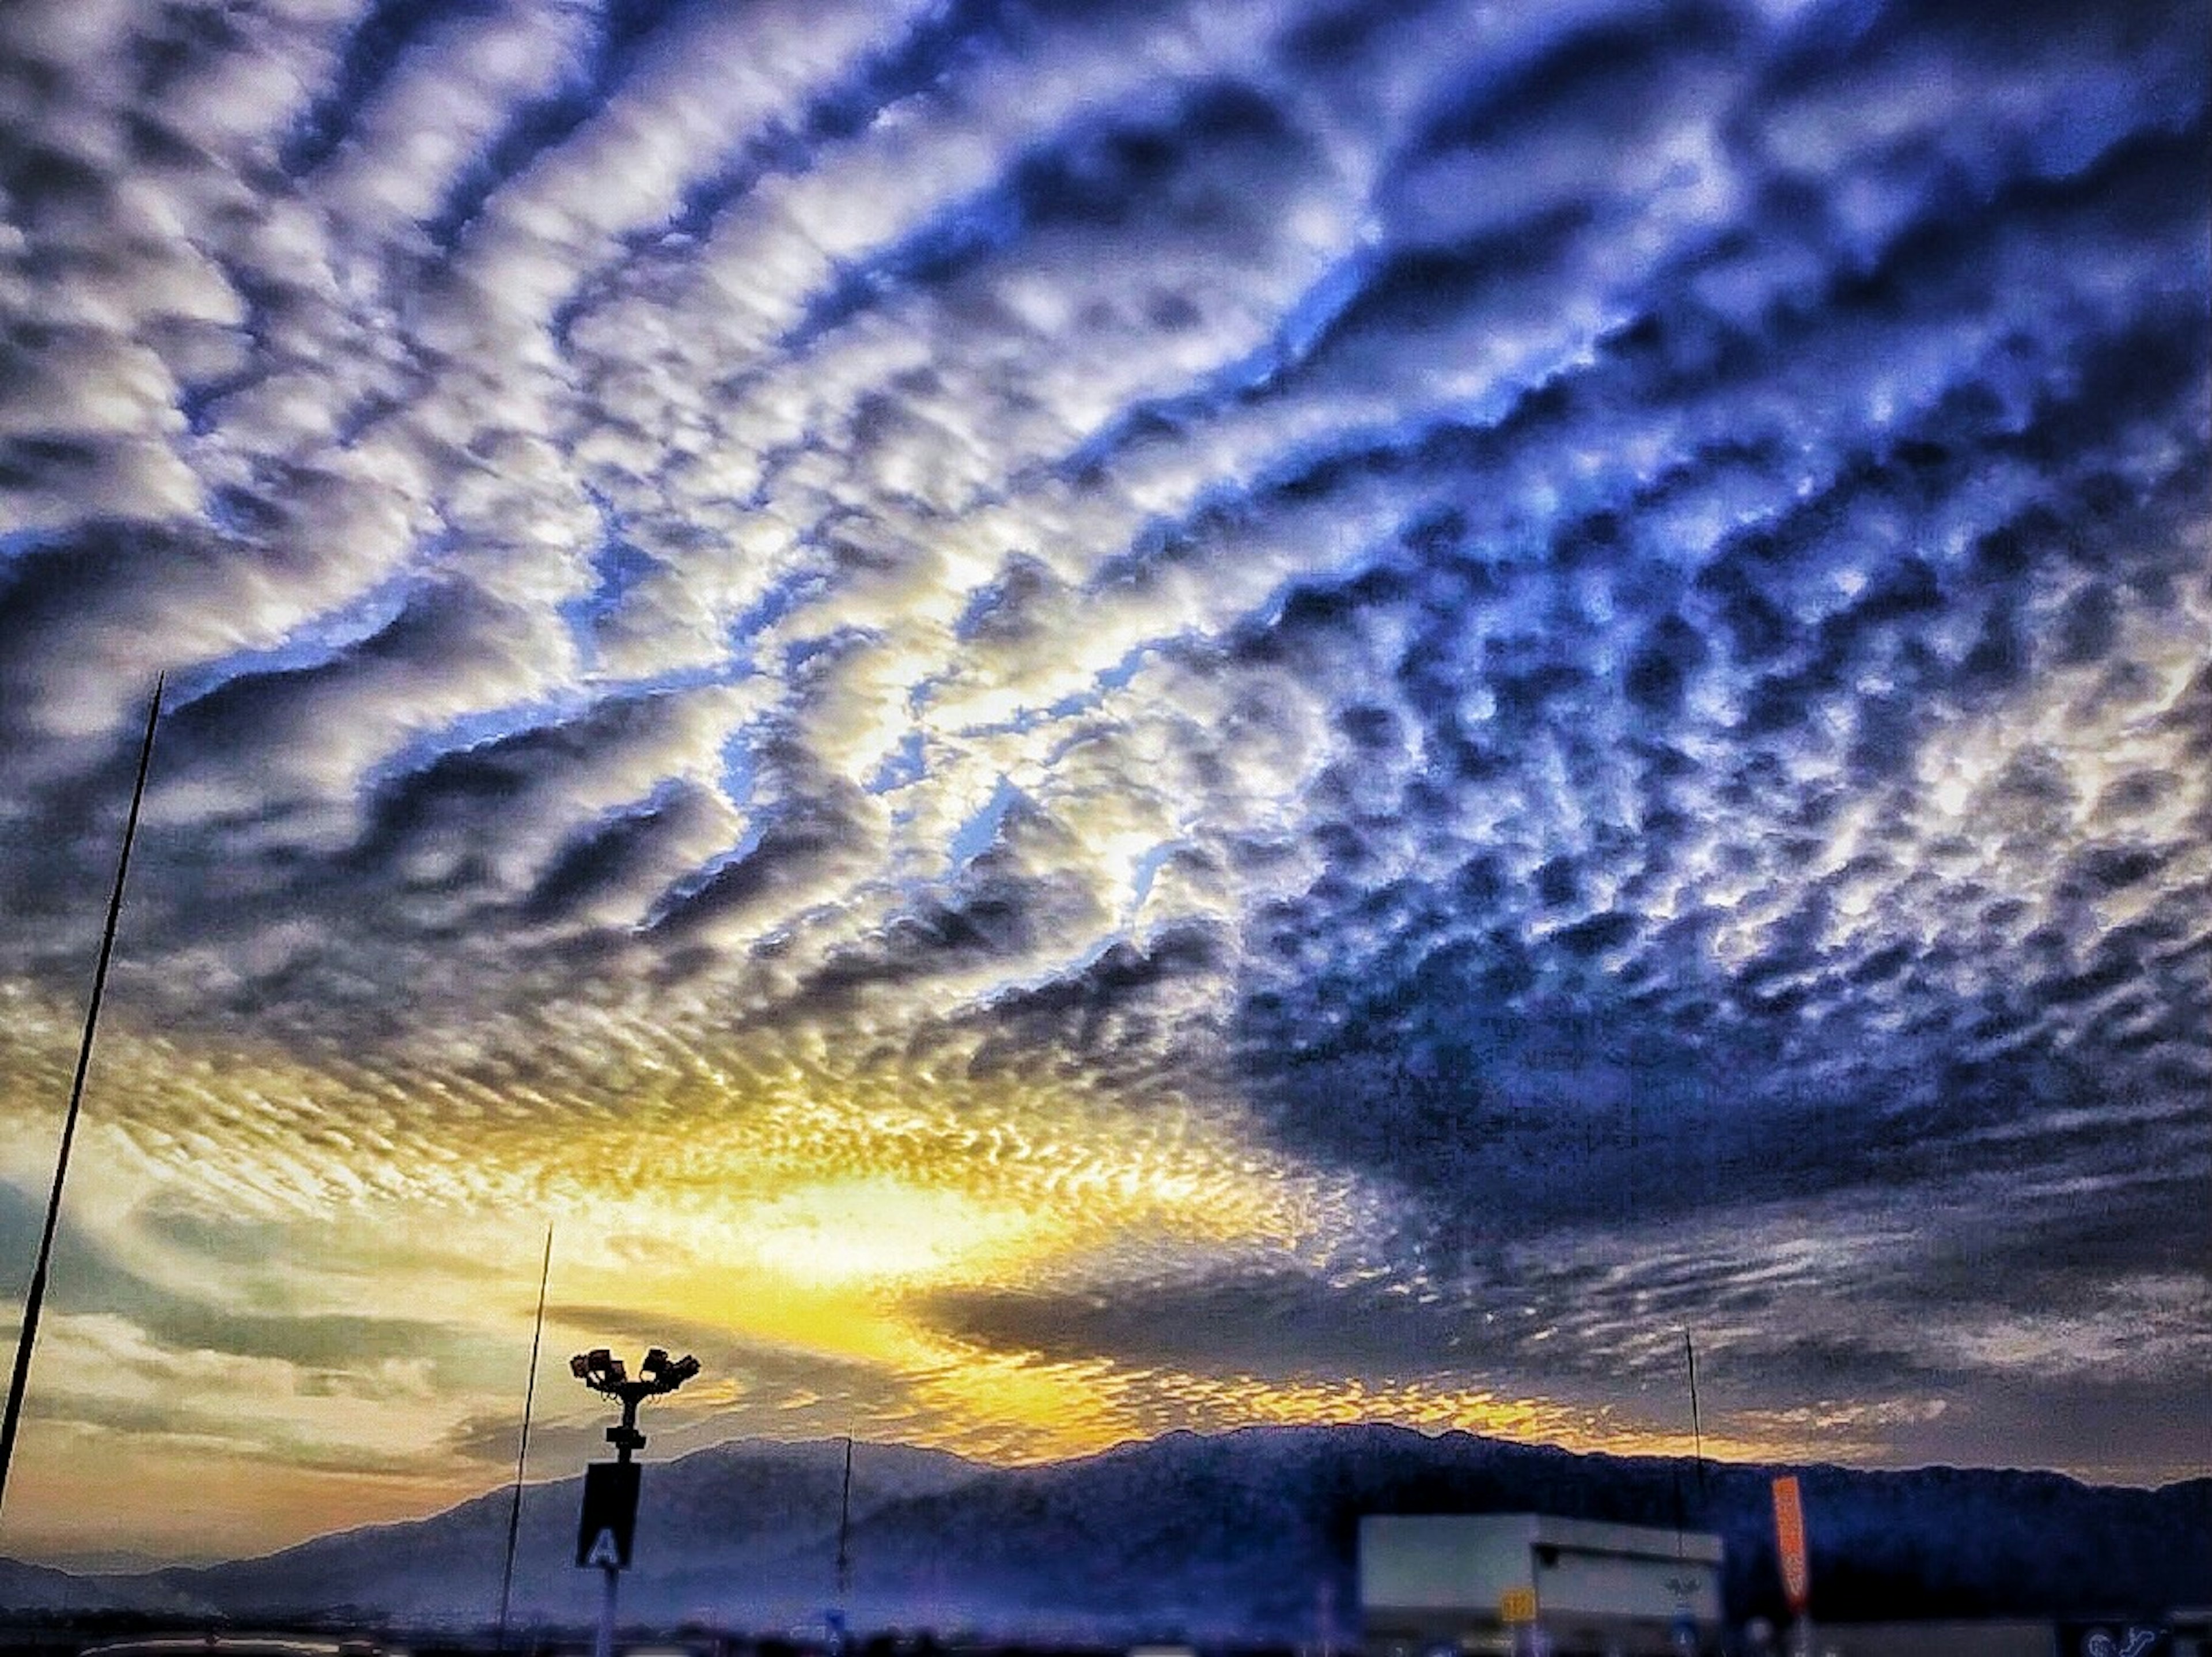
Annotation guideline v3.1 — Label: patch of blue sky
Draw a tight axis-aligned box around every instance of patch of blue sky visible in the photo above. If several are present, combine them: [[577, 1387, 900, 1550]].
[[1044, 642, 1149, 720], [357, 691, 598, 800], [717, 724, 757, 815], [948, 573, 1019, 644], [945, 775, 1022, 873], [162, 572, 426, 716], [637, 732, 764, 932], [721, 563, 836, 663], [866, 731, 927, 796], [910, 640, 1154, 749], [560, 489, 660, 671], [558, 519, 832, 694], [1124, 839, 1183, 922], [778, 626, 873, 680], [357, 656, 743, 806]]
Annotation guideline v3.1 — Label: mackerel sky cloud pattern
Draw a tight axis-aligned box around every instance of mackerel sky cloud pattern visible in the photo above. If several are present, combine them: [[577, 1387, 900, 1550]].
[[0, 0, 2205, 1558]]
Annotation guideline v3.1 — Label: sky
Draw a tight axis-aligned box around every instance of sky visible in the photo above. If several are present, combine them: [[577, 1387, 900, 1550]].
[[0, 0, 2205, 1568]]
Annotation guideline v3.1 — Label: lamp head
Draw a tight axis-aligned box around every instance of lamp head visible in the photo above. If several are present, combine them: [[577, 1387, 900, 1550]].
[[639, 1346, 701, 1393], [570, 1348, 634, 1394]]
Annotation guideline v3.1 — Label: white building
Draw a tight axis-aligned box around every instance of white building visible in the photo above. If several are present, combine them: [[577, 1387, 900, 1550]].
[[1360, 1514, 1725, 1657]]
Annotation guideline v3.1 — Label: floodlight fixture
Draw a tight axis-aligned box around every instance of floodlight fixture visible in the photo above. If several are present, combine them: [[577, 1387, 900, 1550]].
[[638, 1348, 702, 1391], [573, 1347, 660, 1397], [569, 1344, 702, 1451]]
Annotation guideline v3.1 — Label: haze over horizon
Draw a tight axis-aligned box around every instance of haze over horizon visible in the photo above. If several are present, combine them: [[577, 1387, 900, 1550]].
[[0, 0, 2205, 1565]]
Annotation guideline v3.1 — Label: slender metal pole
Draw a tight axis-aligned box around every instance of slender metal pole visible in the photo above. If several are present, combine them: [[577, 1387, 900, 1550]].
[[835, 1433, 854, 1597], [0, 675, 164, 1521], [1665, 1329, 1705, 1651], [1685, 1329, 1706, 1505], [497, 1225, 556, 1651], [593, 1563, 620, 1657]]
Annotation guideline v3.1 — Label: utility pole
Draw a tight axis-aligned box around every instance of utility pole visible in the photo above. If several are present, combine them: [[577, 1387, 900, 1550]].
[[1669, 1331, 1707, 1654], [829, 1433, 855, 1657], [496, 1225, 555, 1651], [1684, 1330, 1706, 1507], [571, 1347, 700, 1657], [0, 675, 163, 1522], [835, 1433, 854, 1599]]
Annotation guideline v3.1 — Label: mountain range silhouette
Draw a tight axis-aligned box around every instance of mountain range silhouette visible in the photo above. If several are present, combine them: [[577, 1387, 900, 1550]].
[[9, 1427, 2205, 1640]]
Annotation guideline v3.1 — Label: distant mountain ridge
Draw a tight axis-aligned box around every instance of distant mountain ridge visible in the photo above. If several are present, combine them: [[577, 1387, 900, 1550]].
[[6, 1427, 2205, 1639]]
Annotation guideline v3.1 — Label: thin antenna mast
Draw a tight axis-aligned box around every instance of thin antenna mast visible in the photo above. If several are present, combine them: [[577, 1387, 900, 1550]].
[[1685, 1328, 1706, 1506], [497, 1224, 556, 1651], [0, 675, 164, 1521], [835, 1433, 855, 1598]]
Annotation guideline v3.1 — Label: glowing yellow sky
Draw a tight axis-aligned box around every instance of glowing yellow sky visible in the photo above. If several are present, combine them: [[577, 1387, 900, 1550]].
[[0, 982, 1785, 1562]]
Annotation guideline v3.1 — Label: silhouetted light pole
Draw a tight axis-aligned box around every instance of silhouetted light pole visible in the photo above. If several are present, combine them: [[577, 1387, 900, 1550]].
[[571, 1346, 700, 1657]]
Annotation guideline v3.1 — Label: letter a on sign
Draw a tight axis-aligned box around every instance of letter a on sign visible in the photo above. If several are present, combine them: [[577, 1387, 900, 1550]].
[[1771, 1475, 1810, 1614], [575, 1462, 641, 1569]]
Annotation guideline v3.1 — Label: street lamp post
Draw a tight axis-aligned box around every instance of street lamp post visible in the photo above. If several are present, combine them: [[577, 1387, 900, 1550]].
[[571, 1346, 701, 1657]]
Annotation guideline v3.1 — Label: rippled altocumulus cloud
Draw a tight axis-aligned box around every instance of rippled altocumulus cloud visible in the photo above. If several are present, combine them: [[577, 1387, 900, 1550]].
[[0, 0, 2205, 1547]]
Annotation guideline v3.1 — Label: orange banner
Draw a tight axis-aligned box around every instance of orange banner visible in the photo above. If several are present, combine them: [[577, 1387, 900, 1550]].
[[1772, 1474, 1810, 1613]]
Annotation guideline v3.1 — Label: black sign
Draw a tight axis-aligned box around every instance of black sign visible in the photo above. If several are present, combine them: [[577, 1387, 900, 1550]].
[[2056, 1622, 2172, 1657], [575, 1461, 642, 1569]]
